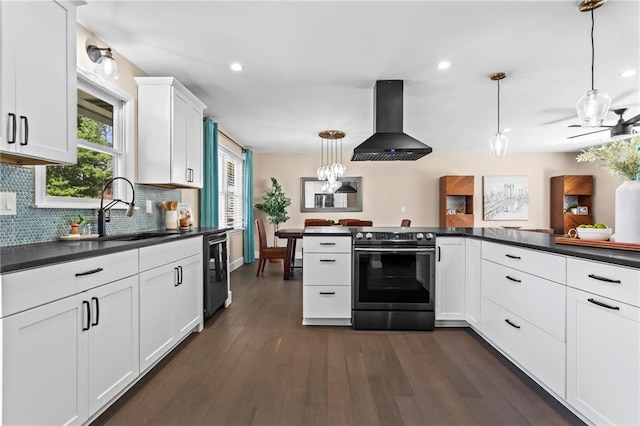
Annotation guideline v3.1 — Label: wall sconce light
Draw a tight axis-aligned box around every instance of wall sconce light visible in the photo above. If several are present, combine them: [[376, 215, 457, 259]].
[[87, 44, 119, 80]]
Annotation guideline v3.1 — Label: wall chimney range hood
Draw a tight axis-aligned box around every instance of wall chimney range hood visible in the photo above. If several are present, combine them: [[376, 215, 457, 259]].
[[351, 80, 432, 161]]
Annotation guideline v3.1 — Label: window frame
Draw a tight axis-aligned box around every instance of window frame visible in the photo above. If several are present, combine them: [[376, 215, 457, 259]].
[[218, 146, 245, 230], [34, 67, 135, 209]]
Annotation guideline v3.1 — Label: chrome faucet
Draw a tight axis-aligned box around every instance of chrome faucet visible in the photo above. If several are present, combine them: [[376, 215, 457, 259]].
[[98, 177, 136, 237]]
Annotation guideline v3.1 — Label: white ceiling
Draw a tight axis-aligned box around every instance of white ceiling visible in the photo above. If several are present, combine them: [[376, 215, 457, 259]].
[[77, 0, 640, 155]]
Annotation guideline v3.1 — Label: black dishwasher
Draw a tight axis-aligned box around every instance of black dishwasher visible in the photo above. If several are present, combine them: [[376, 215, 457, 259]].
[[203, 232, 228, 320]]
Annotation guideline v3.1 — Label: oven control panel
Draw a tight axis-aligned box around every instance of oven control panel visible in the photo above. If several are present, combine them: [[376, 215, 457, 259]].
[[354, 231, 435, 244]]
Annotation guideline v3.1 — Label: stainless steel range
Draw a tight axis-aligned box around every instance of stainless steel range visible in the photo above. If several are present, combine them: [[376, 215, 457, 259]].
[[352, 228, 436, 330]]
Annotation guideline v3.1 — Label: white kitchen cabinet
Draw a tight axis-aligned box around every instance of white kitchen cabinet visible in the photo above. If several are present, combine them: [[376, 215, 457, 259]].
[[135, 77, 206, 188], [435, 237, 466, 322], [566, 259, 640, 426], [302, 236, 352, 326], [464, 238, 481, 329], [0, 0, 76, 165], [139, 237, 203, 371], [0, 253, 139, 425]]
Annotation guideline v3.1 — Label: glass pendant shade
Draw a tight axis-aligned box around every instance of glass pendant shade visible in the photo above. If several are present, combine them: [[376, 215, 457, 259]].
[[316, 130, 346, 193], [95, 55, 119, 80], [576, 89, 611, 128], [489, 132, 509, 157]]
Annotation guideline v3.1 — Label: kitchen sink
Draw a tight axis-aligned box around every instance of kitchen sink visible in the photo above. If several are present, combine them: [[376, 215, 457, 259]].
[[98, 231, 180, 241]]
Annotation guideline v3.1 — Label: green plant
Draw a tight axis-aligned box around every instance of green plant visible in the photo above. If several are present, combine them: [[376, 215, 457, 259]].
[[72, 214, 90, 226], [565, 203, 579, 213], [576, 136, 640, 181], [255, 177, 291, 242]]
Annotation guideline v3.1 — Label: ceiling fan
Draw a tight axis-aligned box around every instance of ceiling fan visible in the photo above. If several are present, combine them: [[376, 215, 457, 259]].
[[567, 108, 640, 140]]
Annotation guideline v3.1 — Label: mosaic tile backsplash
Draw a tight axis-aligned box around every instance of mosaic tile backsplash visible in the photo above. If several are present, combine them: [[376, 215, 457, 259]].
[[0, 164, 183, 247]]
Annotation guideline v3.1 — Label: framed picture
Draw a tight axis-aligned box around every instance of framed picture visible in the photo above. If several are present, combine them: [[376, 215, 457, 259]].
[[483, 176, 529, 221], [177, 202, 193, 226], [577, 206, 589, 215]]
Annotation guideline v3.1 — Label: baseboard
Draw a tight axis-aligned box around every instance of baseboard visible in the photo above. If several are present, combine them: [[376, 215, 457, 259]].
[[229, 257, 244, 272]]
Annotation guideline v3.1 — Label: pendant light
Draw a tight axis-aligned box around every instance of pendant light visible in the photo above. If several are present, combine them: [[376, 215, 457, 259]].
[[316, 130, 346, 193], [575, 0, 611, 128], [489, 72, 509, 157]]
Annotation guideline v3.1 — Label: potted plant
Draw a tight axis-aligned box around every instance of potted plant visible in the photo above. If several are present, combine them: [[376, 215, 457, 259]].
[[71, 214, 91, 235], [255, 177, 291, 245], [576, 136, 640, 243], [565, 203, 579, 214]]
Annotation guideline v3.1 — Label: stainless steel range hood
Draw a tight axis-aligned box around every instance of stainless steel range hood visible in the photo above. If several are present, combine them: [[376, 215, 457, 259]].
[[352, 80, 432, 161]]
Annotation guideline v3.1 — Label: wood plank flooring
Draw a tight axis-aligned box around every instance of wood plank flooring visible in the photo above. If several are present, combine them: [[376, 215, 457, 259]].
[[93, 262, 579, 426]]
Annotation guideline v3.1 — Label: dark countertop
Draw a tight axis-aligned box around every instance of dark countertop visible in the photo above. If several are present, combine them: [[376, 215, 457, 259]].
[[305, 226, 640, 269], [0, 227, 231, 274]]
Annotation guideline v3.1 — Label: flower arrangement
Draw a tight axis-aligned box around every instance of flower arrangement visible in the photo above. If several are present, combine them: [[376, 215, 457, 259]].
[[576, 136, 640, 181]]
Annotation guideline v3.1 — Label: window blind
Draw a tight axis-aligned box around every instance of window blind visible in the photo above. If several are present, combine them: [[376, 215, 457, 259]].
[[218, 147, 245, 230]]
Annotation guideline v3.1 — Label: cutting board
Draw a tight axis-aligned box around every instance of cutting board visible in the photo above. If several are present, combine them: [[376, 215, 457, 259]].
[[555, 237, 640, 252]]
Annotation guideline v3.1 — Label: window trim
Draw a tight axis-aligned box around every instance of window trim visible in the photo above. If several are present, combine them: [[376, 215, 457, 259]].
[[34, 67, 135, 209], [218, 146, 245, 230]]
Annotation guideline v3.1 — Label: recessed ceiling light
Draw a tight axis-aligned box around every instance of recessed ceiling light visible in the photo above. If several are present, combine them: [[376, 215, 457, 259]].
[[230, 62, 244, 72], [437, 61, 451, 70], [620, 69, 637, 77]]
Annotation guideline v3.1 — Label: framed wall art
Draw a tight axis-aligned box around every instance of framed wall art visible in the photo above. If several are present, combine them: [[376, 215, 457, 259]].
[[483, 176, 529, 221]]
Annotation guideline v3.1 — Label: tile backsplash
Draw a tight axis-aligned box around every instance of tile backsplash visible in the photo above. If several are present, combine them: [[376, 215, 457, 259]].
[[0, 164, 182, 246]]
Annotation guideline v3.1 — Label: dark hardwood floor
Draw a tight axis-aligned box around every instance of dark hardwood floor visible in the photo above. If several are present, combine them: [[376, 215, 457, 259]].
[[94, 262, 576, 426]]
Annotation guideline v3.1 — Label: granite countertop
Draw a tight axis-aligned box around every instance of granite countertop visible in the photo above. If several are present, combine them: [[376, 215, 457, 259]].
[[305, 226, 640, 269], [0, 227, 231, 274]]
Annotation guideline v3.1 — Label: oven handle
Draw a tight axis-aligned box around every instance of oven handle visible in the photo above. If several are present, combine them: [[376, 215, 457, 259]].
[[354, 247, 435, 253]]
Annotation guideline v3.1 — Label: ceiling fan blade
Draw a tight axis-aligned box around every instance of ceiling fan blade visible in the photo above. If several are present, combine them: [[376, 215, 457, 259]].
[[567, 128, 610, 139], [568, 124, 612, 128], [623, 113, 640, 125]]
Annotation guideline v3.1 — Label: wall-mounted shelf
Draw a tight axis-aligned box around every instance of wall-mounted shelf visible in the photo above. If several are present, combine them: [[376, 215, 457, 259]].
[[439, 176, 474, 227], [550, 175, 593, 235]]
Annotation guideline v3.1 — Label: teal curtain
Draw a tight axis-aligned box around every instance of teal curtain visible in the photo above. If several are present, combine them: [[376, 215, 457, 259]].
[[200, 118, 219, 227], [243, 149, 255, 263]]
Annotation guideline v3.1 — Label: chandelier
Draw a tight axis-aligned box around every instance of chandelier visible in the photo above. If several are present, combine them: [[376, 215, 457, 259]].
[[317, 130, 346, 193]]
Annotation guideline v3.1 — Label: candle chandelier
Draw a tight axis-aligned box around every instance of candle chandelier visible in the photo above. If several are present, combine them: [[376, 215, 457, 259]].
[[317, 130, 346, 193]]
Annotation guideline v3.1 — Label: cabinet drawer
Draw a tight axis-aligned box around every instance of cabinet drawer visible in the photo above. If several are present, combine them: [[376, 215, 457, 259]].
[[303, 253, 351, 285], [482, 260, 566, 341], [0, 250, 138, 318], [482, 241, 566, 284], [567, 257, 640, 307], [139, 236, 202, 272], [481, 297, 565, 398], [303, 236, 351, 253], [303, 286, 351, 319]]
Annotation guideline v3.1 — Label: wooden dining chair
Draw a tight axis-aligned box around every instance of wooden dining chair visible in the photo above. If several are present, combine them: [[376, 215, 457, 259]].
[[343, 220, 373, 226], [400, 219, 411, 227], [304, 218, 332, 227], [255, 219, 287, 276], [338, 218, 358, 226]]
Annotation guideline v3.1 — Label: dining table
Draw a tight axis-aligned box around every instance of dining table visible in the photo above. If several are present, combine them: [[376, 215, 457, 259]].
[[274, 228, 304, 280]]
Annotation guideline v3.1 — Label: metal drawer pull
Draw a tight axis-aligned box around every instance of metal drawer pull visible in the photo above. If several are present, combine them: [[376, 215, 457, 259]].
[[319, 291, 336, 295], [504, 319, 521, 329], [587, 274, 621, 284], [505, 254, 521, 259], [91, 297, 100, 326], [174, 267, 180, 286], [505, 275, 522, 283], [588, 298, 620, 311], [319, 259, 336, 263], [19, 115, 28, 145], [8, 113, 16, 144], [75, 267, 104, 277], [319, 242, 336, 246], [82, 300, 91, 331]]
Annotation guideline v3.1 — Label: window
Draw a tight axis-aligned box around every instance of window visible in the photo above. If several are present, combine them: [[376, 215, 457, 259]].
[[35, 69, 134, 208], [218, 147, 245, 229]]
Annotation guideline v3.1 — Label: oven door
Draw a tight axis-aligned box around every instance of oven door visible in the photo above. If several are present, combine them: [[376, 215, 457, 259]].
[[353, 246, 435, 311]]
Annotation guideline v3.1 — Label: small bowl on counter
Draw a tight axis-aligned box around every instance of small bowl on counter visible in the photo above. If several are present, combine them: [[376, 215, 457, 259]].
[[568, 227, 613, 241]]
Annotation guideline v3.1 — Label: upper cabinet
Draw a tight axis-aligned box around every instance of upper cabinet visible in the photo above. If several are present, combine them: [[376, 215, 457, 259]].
[[0, 0, 77, 165], [135, 77, 206, 188]]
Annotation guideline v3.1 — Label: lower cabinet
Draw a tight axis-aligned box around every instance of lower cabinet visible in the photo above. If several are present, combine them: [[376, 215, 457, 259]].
[[139, 238, 202, 372], [435, 237, 466, 321], [566, 287, 640, 425], [464, 238, 481, 328], [1, 275, 138, 425]]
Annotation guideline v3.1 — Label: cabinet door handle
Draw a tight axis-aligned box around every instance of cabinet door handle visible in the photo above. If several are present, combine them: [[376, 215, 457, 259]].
[[91, 297, 100, 326], [75, 267, 104, 277], [505, 254, 521, 260], [174, 267, 180, 286], [319, 259, 336, 263], [319, 291, 336, 295], [7, 113, 16, 144], [437, 246, 441, 262], [505, 275, 522, 283], [319, 242, 336, 246], [178, 265, 183, 284], [82, 300, 91, 331], [587, 298, 620, 311], [587, 273, 621, 284], [504, 319, 521, 329], [19, 115, 28, 145]]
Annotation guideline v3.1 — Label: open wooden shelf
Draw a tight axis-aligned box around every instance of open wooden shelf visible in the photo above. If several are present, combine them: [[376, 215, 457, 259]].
[[440, 176, 474, 227]]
